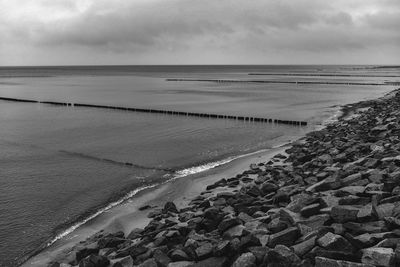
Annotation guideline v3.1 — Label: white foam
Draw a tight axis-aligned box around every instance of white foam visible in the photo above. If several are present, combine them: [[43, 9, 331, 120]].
[[46, 147, 278, 248], [46, 184, 158, 246]]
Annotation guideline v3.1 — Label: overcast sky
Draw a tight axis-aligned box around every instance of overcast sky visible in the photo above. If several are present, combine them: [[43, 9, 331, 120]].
[[0, 0, 399, 65]]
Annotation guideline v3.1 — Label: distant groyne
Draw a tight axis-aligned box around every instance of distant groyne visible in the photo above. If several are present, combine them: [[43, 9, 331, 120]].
[[0, 96, 308, 126], [166, 78, 397, 86]]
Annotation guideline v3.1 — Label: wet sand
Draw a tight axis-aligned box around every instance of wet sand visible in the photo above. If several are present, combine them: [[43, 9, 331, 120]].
[[23, 143, 292, 267]]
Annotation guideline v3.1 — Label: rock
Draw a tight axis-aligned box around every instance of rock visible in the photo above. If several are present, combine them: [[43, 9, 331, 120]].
[[231, 252, 256, 267], [357, 204, 374, 222], [260, 182, 279, 194], [223, 225, 246, 239], [306, 177, 341, 192], [167, 261, 194, 267], [268, 227, 300, 248], [343, 221, 387, 235], [331, 205, 359, 223], [127, 228, 144, 239], [354, 232, 396, 247], [170, 249, 190, 261], [110, 256, 133, 267], [195, 242, 213, 260], [342, 173, 362, 186], [79, 255, 109, 267], [361, 247, 395, 266], [164, 202, 179, 213], [218, 216, 242, 232], [137, 258, 158, 267], [374, 203, 395, 219], [264, 245, 301, 267], [291, 236, 316, 256], [340, 186, 365, 195], [153, 249, 171, 267], [98, 236, 125, 250], [297, 214, 331, 231], [190, 257, 227, 267], [315, 256, 374, 267], [247, 246, 270, 263], [317, 232, 354, 252], [214, 240, 231, 256], [300, 203, 321, 217]]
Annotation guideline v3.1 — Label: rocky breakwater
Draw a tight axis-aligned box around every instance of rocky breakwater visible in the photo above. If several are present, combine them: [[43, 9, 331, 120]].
[[48, 89, 400, 267]]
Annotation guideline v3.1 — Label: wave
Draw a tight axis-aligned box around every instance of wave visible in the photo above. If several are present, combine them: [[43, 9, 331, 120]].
[[45, 146, 281, 248], [46, 183, 159, 247]]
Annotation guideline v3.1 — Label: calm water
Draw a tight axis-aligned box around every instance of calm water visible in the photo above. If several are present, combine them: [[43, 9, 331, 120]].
[[0, 65, 398, 266]]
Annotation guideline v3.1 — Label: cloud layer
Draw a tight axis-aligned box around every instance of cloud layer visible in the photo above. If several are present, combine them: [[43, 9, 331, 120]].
[[0, 0, 399, 65]]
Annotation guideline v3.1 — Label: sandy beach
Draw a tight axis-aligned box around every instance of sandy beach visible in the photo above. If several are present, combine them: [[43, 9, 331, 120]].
[[23, 142, 293, 267]]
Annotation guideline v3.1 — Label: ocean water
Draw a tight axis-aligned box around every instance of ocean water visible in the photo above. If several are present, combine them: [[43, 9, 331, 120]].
[[0, 65, 398, 266]]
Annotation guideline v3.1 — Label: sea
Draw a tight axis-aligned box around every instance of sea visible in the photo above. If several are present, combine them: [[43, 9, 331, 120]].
[[0, 65, 398, 266]]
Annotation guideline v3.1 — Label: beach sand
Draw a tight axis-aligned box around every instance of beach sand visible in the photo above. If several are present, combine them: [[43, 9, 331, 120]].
[[23, 142, 293, 267]]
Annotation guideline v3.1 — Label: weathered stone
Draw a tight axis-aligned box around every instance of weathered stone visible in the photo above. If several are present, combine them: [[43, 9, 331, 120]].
[[297, 214, 331, 231], [317, 232, 354, 252], [153, 250, 171, 267], [374, 203, 395, 219], [167, 261, 193, 267], [195, 242, 213, 260], [79, 255, 109, 267], [231, 252, 256, 267], [223, 225, 246, 239], [218, 216, 242, 232], [342, 173, 362, 186], [300, 203, 321, 217], [170, 249, 190, 261], [331, 205, 359, 223], [354, 232, 397, 247], [340, 186, 365, 195], [357, 203, 374, 222], [343, 221, 387, 235], [264, 245, 301, 267], [260, 182, 279, 194], [361, 247, 395, 266], [291, 236, 316, 257], [268, 227, 300, 248], [137, 258, 158, 267], [315, 256, 374, 267], [306, 177, 341, 192], [247, 246, 270, 263], [110, 256, 133, 267], [190, 257, 227, 267]]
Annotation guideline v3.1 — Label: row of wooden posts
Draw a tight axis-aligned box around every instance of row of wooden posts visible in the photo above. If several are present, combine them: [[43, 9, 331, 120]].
[[0, 97, 308, 126]]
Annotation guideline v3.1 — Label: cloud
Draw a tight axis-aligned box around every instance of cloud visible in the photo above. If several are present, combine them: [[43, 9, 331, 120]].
[[0, 0, 399, 65]]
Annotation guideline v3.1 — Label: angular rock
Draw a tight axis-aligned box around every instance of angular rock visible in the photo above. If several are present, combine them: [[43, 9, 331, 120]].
[[231, 252, 256, 267], [79, 255, 109, 267], [331, 205, 359, 223], [315, 256, 374, 267], [268, 227, 300, 248], [291, 236, 316, 257], [264, 245, 301, 267], [190, 257, 227, 267], [362, 247, 395, 267], [300, 203, 321, 217], [195, 242, 213, 260], [218, 216, 242, 232], [317, 232, 354, 252]]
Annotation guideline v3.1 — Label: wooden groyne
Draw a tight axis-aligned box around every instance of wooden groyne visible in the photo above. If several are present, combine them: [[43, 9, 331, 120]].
[[166, 78, 393, 86], [248, 73, 400, 78], [0, 96, 308, 126]]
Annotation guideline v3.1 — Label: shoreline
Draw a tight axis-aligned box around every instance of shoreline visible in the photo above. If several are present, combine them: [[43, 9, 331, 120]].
[[24, 87, 400, 267], [23, 143, 293, 267]]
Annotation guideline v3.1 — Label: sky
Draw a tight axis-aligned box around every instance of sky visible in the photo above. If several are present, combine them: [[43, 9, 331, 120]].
[[0, 0, 399, 65]]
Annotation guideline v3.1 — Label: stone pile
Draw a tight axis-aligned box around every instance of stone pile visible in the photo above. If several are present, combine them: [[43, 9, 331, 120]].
[[49, 89, 400, 267]]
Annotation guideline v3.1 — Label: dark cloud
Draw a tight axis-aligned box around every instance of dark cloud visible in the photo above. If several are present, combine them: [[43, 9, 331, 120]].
[[0, 0, 399, 65]]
